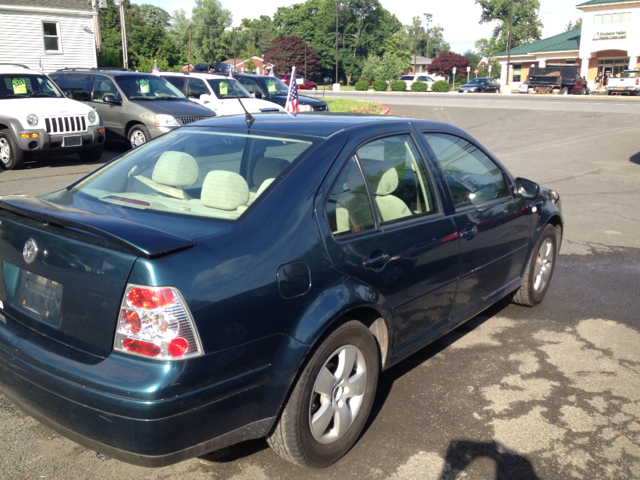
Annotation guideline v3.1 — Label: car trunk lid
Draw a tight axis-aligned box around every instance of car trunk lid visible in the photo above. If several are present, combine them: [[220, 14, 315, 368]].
[[0, 196, 195, 358]]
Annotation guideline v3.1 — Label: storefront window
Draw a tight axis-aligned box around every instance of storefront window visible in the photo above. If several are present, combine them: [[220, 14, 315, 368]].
[[512, 64, 522, 82]]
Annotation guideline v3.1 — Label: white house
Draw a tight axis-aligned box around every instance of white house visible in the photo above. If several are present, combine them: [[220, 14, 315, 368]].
[[0, 0, 97, 73], [495, 0, 640, 88]]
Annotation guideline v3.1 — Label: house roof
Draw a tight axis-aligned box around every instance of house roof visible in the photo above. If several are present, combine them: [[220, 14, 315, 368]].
[[0, 0, 92, 11], [410, 55, 433, 66], [495, 28, 581, 57], [577, 0, 638, 6]]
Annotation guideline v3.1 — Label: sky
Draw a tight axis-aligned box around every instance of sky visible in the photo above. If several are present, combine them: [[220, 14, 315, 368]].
[[132, 0, 584, 53]]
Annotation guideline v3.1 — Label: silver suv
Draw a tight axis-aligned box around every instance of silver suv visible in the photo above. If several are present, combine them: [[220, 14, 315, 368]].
[[49, 69, 215, 148]]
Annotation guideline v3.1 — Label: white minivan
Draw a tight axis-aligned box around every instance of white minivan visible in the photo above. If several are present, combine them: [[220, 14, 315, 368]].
[[162, 72, 283, 116]]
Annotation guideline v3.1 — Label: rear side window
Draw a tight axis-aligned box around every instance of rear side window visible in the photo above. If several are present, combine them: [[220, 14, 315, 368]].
[[164, 76, 186, 90], [424, 133, 510, 209], [50, 73, 93, 101]]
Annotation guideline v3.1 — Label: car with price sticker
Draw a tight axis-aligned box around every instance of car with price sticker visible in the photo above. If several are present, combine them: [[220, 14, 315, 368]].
[[49, 69, 216, 148], [0, 64, 105, 170], [161, 71, 283, 116]]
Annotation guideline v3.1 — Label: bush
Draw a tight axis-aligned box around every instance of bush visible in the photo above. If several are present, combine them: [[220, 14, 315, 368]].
[[431, 80, 450, 92], [411, 81, 428, 92], [373, 79, 388, 91], [355, 80, 370, 91], [390, 80, 407, 91]]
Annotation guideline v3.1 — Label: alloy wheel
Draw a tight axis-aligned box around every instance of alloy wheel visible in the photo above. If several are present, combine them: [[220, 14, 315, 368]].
[[0, 137, 11, 165], [130, 130, 146, 148], [309, 344, 367, 444], [533, 238, 554, 292]]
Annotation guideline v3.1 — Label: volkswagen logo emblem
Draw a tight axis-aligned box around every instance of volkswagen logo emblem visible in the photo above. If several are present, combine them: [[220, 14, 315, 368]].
[[23, 238, 38, 264]]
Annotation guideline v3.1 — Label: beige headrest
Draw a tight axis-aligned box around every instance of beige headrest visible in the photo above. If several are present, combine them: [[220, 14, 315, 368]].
[[371, 166, 399, 196], [152, 152, 199, 188], [253, 157, 289, 187], [201, 171, 249, 210]]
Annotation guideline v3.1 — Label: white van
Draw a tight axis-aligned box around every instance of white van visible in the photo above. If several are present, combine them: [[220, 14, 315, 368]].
[[161, 72, 283, 116]]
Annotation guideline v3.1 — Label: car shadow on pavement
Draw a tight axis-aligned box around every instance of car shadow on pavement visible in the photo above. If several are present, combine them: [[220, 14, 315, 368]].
[[438, 440, 539, 480], [630, 152, 640, 165]]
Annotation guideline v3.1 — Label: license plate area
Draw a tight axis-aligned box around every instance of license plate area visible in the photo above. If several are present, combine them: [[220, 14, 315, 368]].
[[618, 87, 625, 91], [4, 263, 63, 327], [62, 135, 82, 147]]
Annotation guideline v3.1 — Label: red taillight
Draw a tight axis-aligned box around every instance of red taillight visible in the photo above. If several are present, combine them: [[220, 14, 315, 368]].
[[168, 338, 189, 357], [115, 284, 203, 361], [123, 338, 161, 357], [128, 287, 175, 309], [636, 78, 639, 86], [125, 309, 141, 333]]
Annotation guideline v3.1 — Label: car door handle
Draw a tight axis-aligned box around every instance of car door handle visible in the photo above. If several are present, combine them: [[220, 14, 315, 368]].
[[460, 225, 478, 240], [363, 253, 390, 270]]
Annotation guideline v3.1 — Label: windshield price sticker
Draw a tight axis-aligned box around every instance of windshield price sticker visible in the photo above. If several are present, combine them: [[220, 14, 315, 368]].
[[12, 78, 27, 95], [267, 81, 276, 93], [139, 79, 150, 94], [220, 81, 228, 95]]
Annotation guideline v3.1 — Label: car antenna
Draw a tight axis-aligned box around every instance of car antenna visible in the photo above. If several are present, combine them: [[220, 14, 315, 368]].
[[222, 70, 255, 128]]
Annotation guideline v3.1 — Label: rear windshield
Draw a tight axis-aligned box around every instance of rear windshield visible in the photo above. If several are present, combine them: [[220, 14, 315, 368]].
[[114, 75, 185, 101], [622, 71, 640, 78], [68, 127, 321, 221], [0, 74, 63, 98]]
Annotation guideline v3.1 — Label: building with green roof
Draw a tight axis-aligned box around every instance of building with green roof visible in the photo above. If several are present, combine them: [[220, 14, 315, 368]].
[[495, 0, 639, 87]]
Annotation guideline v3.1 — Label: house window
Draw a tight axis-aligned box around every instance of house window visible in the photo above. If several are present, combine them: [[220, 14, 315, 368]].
[[42, 22, 61, 52], [594, 13, 630, 24], [512, 64, 522, 82]]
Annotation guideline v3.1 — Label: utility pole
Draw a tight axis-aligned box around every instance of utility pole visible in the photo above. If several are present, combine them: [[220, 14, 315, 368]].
[[92, 0, 102, 52], [413, 27, 422, 73], [188, 25, 192, 71], [335, 2, 345, 84], [119, 0, 128, 69], [506, 0, 514, 85]]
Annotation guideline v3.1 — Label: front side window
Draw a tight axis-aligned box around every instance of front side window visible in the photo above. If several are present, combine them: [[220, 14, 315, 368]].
[[115, 75, 185, 100], [326, 157, 376, 237], [92, 76, 120, 102], [186, 78, 209, 98], [0, 74, 63, 98], [42, 21, 61, 52], [424, 133, 509, 209], [357, 135, 438, 226], [69, 128, 320, 221], [207, 79, 252, 99], [237, 78, 262, 95]]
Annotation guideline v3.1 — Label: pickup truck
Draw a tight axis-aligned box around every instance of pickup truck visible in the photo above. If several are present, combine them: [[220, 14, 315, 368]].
[[528, 65, 589, 95], [606, 70, 640, 96]]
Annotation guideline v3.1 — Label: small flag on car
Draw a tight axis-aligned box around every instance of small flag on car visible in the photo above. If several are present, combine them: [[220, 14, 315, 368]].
[[228, 67, 234, 79], [269, 66, 275, 77], [152, 59, 160, 76], [284, 67, 299, 117], [38, 57, 44, 74]]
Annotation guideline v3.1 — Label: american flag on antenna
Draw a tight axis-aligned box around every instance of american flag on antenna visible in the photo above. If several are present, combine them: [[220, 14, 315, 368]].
[[269, 66, 275, 77], [284, 67, 299, 117], [38, 57, 44, 74], [228, 68, 234, 79], [151, 59, 160, 76]]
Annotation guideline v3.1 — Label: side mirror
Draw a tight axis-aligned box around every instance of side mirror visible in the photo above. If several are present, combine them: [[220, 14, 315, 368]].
[[514, 177, 540, 199], [199, 94, 211, 104], [103, 94, 120, 105], [254, 91, 263, 99]]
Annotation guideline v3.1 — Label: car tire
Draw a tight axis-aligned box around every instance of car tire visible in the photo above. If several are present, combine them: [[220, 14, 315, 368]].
[[0, 130, 25, 170], [560, 87, 569, 95], [513, 224, 559, 307], [607, 90, 613, 96], [79, 145, 104, 162], [311, 86, 317, 91], [128, 124, 150, 148], [267, 320, 379, 468]]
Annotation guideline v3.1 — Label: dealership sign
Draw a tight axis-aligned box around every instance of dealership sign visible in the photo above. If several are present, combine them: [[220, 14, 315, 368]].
[[593, 31, 626, 40]]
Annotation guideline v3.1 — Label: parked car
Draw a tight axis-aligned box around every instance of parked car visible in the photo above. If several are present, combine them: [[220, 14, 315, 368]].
[[519, 82, 530, 94], [0, 113, 563, 469], [0, 64, 105, 170], [458, 77, 500, 93], [528, 65, 589, 95], [605, 69, 640, 96], [191, 63, 240, 75], [280, 74, 318, 90], [235, 74, 329, 111], [161, 72, 282, 116], [399, 74, 435, 91], [49, 69, 215, 148]]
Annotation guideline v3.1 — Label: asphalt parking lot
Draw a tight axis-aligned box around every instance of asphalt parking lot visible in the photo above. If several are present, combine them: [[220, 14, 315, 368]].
[[1, 94, 639, 480]]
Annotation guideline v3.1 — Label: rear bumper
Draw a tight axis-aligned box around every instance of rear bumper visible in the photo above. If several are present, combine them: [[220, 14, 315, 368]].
[[606, 86, 639, 92], [15, 125, 105, 153], [0, 315, 281, 467]]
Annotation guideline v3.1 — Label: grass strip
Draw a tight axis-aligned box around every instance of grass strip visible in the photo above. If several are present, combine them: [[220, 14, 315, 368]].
[[324, 98, 383, 114]]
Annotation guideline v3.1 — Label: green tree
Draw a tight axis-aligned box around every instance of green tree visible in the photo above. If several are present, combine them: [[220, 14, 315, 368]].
[[240, 16, 275, 55], [476, 0, 543, 50], [361, 52, 404, 81], [564, 18, 582, 32]]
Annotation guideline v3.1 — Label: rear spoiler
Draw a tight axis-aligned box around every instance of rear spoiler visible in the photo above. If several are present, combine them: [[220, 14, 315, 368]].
[[0, 196, 195, 259]]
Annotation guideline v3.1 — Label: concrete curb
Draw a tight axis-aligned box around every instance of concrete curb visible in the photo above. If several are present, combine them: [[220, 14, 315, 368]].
[[371, 102, 390, 115]]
